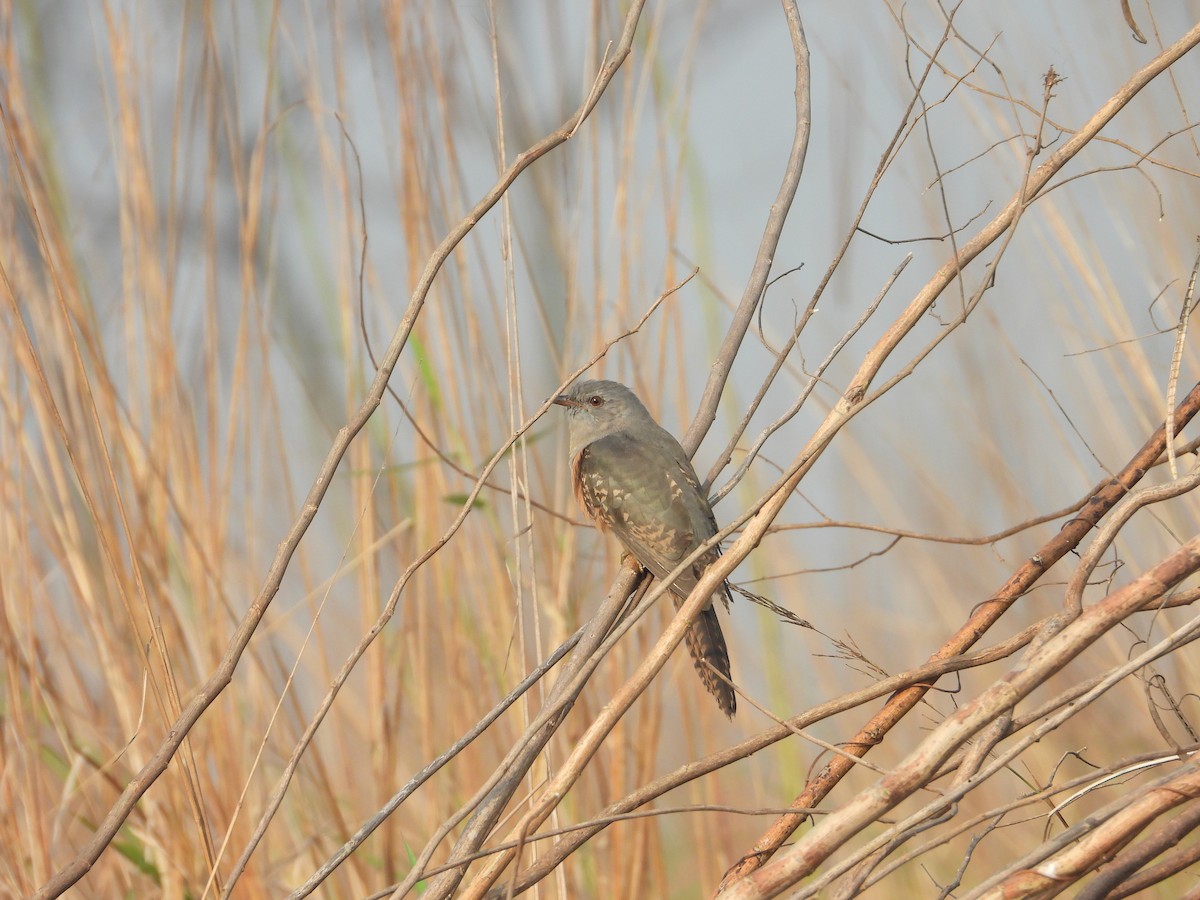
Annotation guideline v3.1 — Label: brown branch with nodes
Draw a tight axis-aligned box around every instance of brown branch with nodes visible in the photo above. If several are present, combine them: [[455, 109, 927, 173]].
[[723, 536, 1200, 898]]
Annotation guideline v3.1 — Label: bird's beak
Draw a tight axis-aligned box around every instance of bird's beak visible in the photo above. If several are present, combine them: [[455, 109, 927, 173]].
[[553, 394, 582, 408]]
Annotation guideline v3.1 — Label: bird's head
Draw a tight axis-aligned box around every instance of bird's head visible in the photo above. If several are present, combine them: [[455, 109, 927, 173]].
[[553, 379, 657, 458]]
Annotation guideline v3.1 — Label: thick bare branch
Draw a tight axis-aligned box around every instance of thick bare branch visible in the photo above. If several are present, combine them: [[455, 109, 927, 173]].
[[724, 538, 1200, 897]]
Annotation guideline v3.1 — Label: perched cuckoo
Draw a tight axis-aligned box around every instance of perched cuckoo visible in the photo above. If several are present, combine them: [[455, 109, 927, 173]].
[[554, 379, 736, 717]]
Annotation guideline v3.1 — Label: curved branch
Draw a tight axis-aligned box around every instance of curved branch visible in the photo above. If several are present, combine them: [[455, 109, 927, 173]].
[[681, 0, 810, 457]]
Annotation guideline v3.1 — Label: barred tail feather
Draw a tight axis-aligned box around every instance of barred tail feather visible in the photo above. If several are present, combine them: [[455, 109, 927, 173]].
[[678, 600, 736, 717]]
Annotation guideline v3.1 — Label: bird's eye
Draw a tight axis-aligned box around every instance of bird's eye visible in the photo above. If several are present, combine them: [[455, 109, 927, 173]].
[[588, 395, 604, 407]]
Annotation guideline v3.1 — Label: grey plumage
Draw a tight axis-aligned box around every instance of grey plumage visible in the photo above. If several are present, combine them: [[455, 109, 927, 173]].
[[554, 379, 736, 717]]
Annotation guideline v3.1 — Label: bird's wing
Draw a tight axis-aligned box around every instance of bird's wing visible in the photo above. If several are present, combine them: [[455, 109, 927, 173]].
[[575, 431, 717, 600]]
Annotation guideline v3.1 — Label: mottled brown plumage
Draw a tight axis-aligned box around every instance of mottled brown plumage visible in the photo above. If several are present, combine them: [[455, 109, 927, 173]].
[[555, 380, 736, 717]]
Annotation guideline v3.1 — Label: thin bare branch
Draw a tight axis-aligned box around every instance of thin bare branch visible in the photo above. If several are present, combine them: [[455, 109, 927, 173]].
[[682, 0, 810, 457]]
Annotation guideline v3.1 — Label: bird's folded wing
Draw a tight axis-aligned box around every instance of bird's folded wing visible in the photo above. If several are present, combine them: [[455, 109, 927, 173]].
[[576, 432, 718, 599]]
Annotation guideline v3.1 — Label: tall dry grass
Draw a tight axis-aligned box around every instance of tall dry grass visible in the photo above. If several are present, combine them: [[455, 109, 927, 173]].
[[2, 2, 1199, 898]]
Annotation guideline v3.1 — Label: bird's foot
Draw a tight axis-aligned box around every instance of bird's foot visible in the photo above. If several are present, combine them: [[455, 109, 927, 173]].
[[619, 551, 646, 574]]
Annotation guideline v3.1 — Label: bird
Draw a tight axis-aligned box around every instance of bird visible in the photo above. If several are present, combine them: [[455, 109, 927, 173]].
[[554, 379, 736, 717]]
